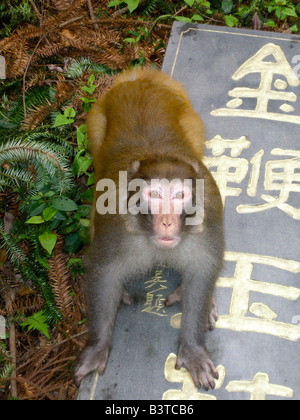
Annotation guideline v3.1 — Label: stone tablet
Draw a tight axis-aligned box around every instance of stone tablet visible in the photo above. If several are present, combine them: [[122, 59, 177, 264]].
[[77, 23, 300, 400]]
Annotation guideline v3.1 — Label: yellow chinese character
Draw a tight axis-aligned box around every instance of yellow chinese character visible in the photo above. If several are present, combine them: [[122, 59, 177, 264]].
[[142, 291, 167, 316], [142, 270, 168, 317], [226, 372, 294, 400], [144, 269, 167, 289], [238, 149, 300, 219], [217, 252, 300, 341], [162, 353, 226, 400], [168, 252, 300, 340], [211, 43, 300, 124], [204, 136, 250, 206]]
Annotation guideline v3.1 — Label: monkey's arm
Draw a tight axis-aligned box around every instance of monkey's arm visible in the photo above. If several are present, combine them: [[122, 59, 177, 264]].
[[74, 259, 124, 386]]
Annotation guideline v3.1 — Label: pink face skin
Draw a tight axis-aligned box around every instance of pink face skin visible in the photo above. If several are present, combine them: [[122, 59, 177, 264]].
[[142, 181, 192, 248]]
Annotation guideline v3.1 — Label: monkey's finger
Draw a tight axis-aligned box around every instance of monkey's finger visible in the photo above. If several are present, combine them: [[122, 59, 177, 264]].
[[122, 290, 134, 306], [207, 360, 219, 380], [191, 370, 201, 389], [175, 356, 184, 370], [200, 372, 216, 390]]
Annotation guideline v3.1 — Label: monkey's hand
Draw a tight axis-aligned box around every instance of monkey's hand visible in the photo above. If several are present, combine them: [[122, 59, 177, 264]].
[[175, 344, 219, 390], [74, 344, 110, 387]]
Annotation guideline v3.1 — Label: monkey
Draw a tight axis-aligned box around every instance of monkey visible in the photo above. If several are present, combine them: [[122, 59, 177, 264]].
[[75, 68, 224, 391]]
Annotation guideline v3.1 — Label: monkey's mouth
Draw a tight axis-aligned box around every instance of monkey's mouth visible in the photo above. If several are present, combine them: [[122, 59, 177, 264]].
[[155, 237, 180, 248]]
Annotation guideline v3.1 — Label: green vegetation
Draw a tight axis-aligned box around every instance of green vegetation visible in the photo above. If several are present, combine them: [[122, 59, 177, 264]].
[[0, 0, 299, 400]]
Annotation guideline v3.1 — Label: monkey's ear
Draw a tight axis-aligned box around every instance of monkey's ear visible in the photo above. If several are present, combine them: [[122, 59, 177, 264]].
[[130, 160, 141, 175], [190, 161, 200, 175], [184, 158, 200, 175]]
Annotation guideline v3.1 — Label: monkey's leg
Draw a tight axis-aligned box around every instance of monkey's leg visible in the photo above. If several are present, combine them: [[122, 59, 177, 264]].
[[75, 264, 124, 386], [176, 258, 221, 390], [166, 286, 218, 331], [165, 285, 182, 307]]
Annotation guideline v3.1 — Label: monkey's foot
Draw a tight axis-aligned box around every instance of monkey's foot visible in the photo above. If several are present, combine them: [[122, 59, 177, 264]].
[[176, 344, 219, 390], [74, 345, 110, 387], [165, 285, 181, 307], [206, 296, 219, 331], [122, 289, 134, 306]]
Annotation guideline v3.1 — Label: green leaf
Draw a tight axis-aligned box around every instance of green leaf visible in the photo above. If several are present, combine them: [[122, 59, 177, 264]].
[[265, 20, 277, 28], [64, 231, 82, 254], [21, 311, 50, 339], [108, 0, 122, 6], [275, 0, 286, 5], [81, 85, 96, 94], [54, 211, 67, 221], [290, 24, 298, 33], [64, 107, 76, 118], [87, 172, 95, 186], [30, 203, 47, 216], [43, 207, 58, 222], [26, 216, 44, 224], [224, 15, 239, 27], [184, 0, 195, 6], [79, 219, 91, 227], [175, 16, 192, 22], [51, 197, 78, 211], [73, 151, 93, 177], [191, 14, 204, 21], [126, 0, 139, 13], [80, 97, 96, 104], [281, 7, 298, 17], [53, 114, 74, 127], [77, 129, 86, 148], [38, 231, 57, 255], [30, 194, 43, 201], [124, 38, 137, 43], [87, 74, 95, 86], [44, 191, 56, 198], [222, 0, 233, 14]]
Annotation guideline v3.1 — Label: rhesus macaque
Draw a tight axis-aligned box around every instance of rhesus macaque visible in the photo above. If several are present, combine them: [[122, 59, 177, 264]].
[[75, 68, 224, 390]]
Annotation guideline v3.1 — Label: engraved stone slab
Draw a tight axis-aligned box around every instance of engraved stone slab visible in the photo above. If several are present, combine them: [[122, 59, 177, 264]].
[[77, 24, 300, 400]]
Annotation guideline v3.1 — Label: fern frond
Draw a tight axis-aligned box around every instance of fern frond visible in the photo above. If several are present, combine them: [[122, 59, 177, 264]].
[[0, 220, 61, 323], [142, 0, 159, 16], [0, 138, 72, 193], [48, 237, 73, 320], [0, 166, 33, 189], [65, 57, 114, 79], [0, 362, 14, 381], [23, 127, 74, 157]]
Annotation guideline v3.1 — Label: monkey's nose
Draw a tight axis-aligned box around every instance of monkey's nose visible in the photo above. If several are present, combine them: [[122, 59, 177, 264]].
[[162, 221, 172, 228]]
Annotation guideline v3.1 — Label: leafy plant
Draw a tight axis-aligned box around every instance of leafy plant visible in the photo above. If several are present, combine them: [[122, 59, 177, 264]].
[[267, 0, 298, 20], [0, 0, 36, 38], [0, 344, 14, 381], [108, 0, 140, 13], [0, 137, 72, 194], [21, 311, 50, 339]]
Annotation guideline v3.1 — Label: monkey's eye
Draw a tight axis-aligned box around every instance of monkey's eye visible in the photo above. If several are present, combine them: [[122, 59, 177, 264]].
[[171, 187, 192, 201], [149, 190, 161, 199], [171, 190, 185, 200], [174, 191, 184, 200]]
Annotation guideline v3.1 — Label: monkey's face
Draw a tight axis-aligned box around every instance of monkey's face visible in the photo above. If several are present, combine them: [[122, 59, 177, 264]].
[[141, 180, 193, 249]]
